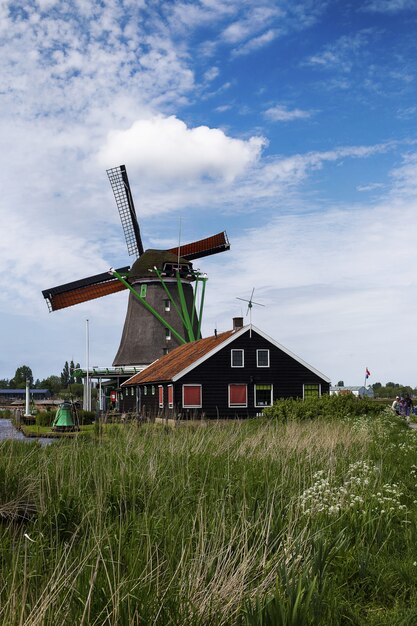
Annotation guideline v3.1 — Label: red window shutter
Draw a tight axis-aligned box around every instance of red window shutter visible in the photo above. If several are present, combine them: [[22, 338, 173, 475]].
[[168, 385, 173, 407], [183, 385, 201, 407], [229, 384, 247, 406], [158, 385, 163, 408]]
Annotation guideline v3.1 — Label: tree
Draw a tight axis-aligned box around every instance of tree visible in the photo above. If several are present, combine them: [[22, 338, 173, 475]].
[[0, 378, 10, 388], [11, 365, 33, 388], [40, 375, 62, 396], [61, 360, 82, 387], [337, 380, 344, 387], [61, 361, 70, 388]]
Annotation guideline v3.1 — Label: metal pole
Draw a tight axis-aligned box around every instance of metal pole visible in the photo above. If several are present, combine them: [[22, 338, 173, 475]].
[[99, 377, 103, 412], [24, 378, 31, 417], [86, 319, 91, 412]]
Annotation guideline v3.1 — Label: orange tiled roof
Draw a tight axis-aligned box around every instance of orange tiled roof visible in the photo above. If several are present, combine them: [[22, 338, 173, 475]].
[[122, 329, 235, 385]]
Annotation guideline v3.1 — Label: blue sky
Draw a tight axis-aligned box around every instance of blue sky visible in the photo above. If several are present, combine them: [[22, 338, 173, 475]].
[[1, 0, 417, 386]]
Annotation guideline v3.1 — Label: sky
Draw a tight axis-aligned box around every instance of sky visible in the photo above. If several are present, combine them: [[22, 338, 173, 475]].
[[1, 0, 417, 387]]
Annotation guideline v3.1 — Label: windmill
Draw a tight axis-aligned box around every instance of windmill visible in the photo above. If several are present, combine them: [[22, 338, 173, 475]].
[[236, 288, 265, 329], [42, 165, 230, 366]]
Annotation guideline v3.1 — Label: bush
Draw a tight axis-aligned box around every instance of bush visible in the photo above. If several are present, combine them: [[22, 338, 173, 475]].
[[36, 409, 56, 427], [76, 409, 95, 425], [263, 394, 385, 422], [0, 409, 12, 419]]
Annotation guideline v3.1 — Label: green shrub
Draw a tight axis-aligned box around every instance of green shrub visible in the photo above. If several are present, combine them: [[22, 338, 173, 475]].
[[0, 408, 12, 419], [263, 394, 385, 422], [76, 409, 95, 425], [36, 409, 55, 427]]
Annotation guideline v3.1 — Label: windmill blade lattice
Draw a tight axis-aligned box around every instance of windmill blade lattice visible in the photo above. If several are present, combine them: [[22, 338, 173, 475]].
[[107, 165, 144, 257], [42, 267, 130, 311], [168, 231, 230, 261]]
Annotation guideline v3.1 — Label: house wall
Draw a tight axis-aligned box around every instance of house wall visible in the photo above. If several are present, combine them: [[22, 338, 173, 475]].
[[122, 330, 329, 419], [173, 330, 329, 418]]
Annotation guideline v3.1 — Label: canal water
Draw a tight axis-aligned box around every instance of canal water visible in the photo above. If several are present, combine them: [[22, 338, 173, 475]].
[[0, 419, 53, 445]]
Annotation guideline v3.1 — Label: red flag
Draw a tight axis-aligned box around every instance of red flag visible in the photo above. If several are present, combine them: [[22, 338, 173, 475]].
[[365, 367, 371, 378]]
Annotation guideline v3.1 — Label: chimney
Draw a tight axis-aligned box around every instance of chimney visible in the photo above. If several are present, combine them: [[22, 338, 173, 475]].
[[233, 317, 243, 331]]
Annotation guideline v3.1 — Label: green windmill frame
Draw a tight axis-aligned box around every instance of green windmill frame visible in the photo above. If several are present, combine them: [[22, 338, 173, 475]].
[[110, 267, 208, 345]]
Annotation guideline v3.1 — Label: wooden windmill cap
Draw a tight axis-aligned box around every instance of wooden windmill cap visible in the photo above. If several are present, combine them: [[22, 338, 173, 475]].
[[129, 249, 193, 279]]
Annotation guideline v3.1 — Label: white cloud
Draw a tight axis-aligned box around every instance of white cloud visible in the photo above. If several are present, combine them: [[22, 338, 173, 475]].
[[231, 29, 277, 56], [362, 0, 417, 13], [389, 152, 417, 195], [306, 30, 374, 73], [202, 196, 417, 386], [97, 115, 266, 183], [264, 104, 313, 122], [221, 7, 280, 44], [356, 182, 385, 192], [204, 66, 220, 81]]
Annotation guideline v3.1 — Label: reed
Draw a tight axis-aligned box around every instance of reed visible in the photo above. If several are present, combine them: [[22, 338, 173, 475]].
[[0, 406, 416, 625]]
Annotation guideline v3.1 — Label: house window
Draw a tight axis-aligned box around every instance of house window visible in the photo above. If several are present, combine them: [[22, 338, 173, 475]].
[[229, 383, 247, 407], [182, 384, 202, 408], [163, 348, 169, 355], [164, 299, 171, 312], [255, 384, 273, 407], [168, 385, 173, 409], [304, 384, 321, 399], [165, 328, 171, 340], [158, 385, 164, 408], [151, 386, 155, 395], [140, 284, 147, 298], [231, 349, 244, 368], [257, 349, 270, 368], [144, 386, 147, 395]]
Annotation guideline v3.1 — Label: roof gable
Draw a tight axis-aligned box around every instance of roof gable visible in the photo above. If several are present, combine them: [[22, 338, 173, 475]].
[[122, 329, 235, 386], [122, 325, 330, 386]]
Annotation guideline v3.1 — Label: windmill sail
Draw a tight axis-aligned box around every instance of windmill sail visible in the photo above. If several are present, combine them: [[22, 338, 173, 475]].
[[42, 267, 130, 312], [107, 165, 144, 257], [168, 231, 230, 260]]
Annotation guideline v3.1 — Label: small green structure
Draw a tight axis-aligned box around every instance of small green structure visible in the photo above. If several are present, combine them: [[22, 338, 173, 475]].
[[52, 402, 80, 432]]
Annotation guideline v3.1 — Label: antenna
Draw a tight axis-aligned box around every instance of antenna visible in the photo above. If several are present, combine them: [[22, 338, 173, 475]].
[[177, 216, 182, 268], [236, 288, 265, 334]]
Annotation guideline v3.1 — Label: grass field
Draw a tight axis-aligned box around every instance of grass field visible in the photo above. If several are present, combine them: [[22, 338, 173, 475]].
[[1, 400, 417, 625]]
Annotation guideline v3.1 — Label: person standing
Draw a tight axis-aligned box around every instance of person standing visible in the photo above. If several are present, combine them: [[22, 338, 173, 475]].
[[392, 396, 400, 415], [405, 394, 413, 419]]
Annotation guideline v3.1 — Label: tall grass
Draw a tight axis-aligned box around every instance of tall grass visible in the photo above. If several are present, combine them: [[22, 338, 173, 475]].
[[1, 408, 417, 624]]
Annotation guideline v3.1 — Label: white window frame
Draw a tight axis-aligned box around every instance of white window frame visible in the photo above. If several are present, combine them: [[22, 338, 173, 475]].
[[254, 384, 273, 408], [168, 384, 174, 409], [165, 327, 171, 340], [164, 299, 171, 312], [256, 349, 270, 368], [231, 349, 244, 368], [228, 383, 248, 408], [182, 384, 202, 408], [158, 385, 164, 408], [303, 383, 322, 399]]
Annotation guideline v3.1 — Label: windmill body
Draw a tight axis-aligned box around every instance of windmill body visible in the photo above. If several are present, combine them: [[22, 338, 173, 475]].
[[42, 165, 229, 366], [113, 250, 199, 365]]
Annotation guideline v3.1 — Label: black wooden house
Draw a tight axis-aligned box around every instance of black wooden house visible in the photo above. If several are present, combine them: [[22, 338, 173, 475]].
[[119, 318, 330, 419]]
